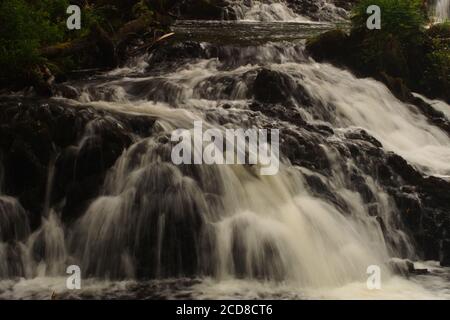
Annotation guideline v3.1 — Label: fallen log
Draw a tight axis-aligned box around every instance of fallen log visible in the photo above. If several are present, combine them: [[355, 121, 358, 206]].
[[40, 23, 118, 68], [128, 32, 176, 56]]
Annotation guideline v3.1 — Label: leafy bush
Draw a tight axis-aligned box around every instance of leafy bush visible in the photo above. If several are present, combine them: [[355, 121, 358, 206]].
[[0, 0, 69, 86], [352, 0, 426, 42], [307, 0, 449, 102], [351, 0, 426, 77]]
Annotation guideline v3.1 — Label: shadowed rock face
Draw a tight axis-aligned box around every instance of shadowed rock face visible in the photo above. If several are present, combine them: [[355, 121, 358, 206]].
[[253, 68, 312, 106], [0, 98, 155, 228]]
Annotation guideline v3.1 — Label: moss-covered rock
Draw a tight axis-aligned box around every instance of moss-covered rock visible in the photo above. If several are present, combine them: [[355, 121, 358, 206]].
[[305, 29, 351, 66]]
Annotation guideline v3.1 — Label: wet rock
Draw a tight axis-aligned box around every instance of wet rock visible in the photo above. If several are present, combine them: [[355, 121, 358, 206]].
[[148, 41, 210, 70], [411, 96, 450, 136], [54, 84, 79, 100], [392, 192, 422, 230], [0, 98, 155, 229], [253, 68, 311, 106], [0, 196, 29, 242], [306, 29, 350, 66], [350, 173, 375, 203], [279, 128, 330, 172], [377, 73, 413, 102], [440, 240, 450, 266], [250, 102, 307, 128], [345, 129, 383, 148], [386, 154, 422, 185], [389, 258, 429, 277], [195, 71, 254, 100], [304, 174, 349, 213]]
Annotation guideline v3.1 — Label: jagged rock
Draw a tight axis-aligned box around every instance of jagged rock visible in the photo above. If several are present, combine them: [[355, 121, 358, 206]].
[[253, 68, 311, 106], [389, 258, 429, 277], [344, 129, 383, 148], [279, 128, 330, 172], [0, 98, 155, 228]]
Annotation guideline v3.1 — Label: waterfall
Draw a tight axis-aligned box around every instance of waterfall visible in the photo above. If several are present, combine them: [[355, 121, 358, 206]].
[[0, 21, 449, 298], [232, 0, 309, 22], [230, 0, 348, 22], [2, 43, 417, 282], [434, 0, 450, 22], [59, 41, 448, 296]]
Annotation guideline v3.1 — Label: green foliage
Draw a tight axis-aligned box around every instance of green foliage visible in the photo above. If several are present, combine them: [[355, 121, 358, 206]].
[[32, 0, 70, 44], [351, 0, 426, 77], [423, 23, 450, 100], [306, 0, 449, 102], [352, 0, 425, 41], [133, 0, 154, 18], [0, 0, 69, 86]]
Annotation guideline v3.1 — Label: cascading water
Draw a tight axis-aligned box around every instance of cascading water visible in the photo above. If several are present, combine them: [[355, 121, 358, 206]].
[[0, 4, 450, 300], [434, 0, 450, 22], [232, 0, 309, 21], [230, 0, 348, 22]]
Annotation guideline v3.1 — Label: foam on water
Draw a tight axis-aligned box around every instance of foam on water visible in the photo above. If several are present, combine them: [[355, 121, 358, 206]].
[[1, 11, 449, 299]]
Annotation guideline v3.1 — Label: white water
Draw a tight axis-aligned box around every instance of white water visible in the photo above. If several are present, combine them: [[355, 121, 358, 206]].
[[414, 93, 450, 121], [233, 1, 309, 22], [284, 62, 450, 177], [1, 3, 450, 299], [1, 38, 450, 298], [434, 0, 450, 22], [11, 41, 444, 297], [231, 0, 347, 22]]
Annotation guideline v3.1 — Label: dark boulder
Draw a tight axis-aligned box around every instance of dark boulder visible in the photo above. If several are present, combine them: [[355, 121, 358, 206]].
[[279, 128, 330, 172], [253, 68, 311, 106], [148, 41, 210, 71], [440, 240, 450, 266], [344, 129, 383, 148], [306, 29, 351, 66]]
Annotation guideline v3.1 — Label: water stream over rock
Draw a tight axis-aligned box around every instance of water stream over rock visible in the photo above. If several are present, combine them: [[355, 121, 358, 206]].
[[0, 1, 449, 299]]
